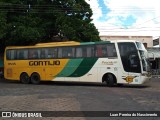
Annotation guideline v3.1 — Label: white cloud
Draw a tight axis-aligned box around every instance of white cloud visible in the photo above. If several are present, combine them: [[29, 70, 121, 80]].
[[87, 0, 160, 36], [85, 0, 103, 20]]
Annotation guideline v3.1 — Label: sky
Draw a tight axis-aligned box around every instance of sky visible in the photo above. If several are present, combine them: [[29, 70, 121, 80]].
[[85, 0, 160, 37]]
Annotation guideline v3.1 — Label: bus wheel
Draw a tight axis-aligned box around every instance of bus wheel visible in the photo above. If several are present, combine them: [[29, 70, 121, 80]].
[[105, 74, 115, 87], [117, 83, 123, 87], [30, 73, 40, 84], [20, 73, 30, 84]]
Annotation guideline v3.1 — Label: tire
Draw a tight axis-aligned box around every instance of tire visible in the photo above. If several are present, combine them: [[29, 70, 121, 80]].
[[20, 73, 30, 84], [106, 74, 115, 87], [30, 73, 40, 84], [117, 83, 123, 87]]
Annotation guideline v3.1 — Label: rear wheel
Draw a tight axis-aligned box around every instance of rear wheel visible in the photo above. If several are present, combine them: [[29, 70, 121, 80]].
[[20, 73, 30, 84], [30, 73, 40, 84], [105, 74, 115, 87]]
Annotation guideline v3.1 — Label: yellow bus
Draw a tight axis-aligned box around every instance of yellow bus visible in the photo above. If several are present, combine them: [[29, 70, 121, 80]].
[[4, 40, 151, 86]]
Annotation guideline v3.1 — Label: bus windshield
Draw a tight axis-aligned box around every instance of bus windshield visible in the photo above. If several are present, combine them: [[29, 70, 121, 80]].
[[118, 42, 141, 73]]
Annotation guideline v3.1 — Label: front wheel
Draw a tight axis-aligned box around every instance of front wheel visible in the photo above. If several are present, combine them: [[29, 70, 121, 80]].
[[105, 74, 115, 87], [20, 73, 30, 84], [30, 73, 40, 84]]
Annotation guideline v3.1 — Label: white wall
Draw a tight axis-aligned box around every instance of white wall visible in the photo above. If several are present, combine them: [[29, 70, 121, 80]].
[[100, 36, 153, 47]]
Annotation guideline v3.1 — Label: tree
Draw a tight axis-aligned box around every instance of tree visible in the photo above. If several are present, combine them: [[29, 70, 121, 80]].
[[0, 12, 8, 53], [0, 0, 100, 48]]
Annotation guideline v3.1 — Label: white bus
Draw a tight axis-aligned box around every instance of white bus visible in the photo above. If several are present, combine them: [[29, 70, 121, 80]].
[[4, 40, 151, 86]]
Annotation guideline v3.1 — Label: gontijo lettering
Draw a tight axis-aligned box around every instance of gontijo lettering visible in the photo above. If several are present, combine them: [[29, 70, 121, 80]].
[[29, 60, 60, 66]]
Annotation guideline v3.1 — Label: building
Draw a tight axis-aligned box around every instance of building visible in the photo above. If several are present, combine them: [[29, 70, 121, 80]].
[[153, 37, 160, 47], [100, 36, 153, 47], [147, 48, 160, 77]]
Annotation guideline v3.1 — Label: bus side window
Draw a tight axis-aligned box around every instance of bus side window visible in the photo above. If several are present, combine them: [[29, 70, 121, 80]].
[[106, 44, 117, 57], [23, 50, 28, 59], [17, 50, 22, 59], [85, 46, 94, 57], [61, 47, 75, 58], [67, 47, 75, 58], [58, 48, 63, 58], [17, 50, 28, 60], [6, 50, 17, 60], [76, 47, 83, 58], [96, 45, 102, 57], [29, 49, 38, 59], [40, 49, 46, 59], [48, 48, 58, 58], [6, 51, 10, 60], [47, 50, 52, 58]]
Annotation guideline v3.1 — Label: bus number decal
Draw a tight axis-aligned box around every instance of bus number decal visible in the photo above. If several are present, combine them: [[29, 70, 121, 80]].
[[8, 62, 16, 65], [29, 60, 60, 66]]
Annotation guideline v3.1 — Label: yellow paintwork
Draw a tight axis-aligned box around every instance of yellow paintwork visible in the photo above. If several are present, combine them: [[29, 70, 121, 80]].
[[36, 41, 80, 46], [6, 41, 80, 49], [4, 41, 80, 81], [4, 59, 69, 81]]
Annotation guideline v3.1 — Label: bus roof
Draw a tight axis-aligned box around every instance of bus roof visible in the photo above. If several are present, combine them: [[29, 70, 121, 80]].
[[5, 40, 138, 49], [109, 39, 139, 43], [6, 41, 111, 49], [35, 41, 80, 46]]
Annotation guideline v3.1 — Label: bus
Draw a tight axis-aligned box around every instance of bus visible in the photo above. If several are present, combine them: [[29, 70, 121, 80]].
[[4, 40, 151, 86]]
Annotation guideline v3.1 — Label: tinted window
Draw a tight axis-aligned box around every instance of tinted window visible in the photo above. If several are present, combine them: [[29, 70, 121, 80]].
[[28, 49, 39, 59], [41, 48, 58, 59], [83, 46, 95, 57], [106, 44, 117, 57], [58, 47, 75, 58], [17, 49, 28, 60], [75, 46, 94, 58], [76, 47, 83, 58], [6, 50, 16, 60], [95, 44, 117, 58]]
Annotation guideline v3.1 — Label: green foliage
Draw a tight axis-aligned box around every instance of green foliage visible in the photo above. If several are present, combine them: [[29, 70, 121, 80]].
[[0, 0, 100, 49], [0, 13, 7, 39]]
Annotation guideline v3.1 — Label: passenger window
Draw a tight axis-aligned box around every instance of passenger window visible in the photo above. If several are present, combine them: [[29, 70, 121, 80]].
[[6, 50, 17, 60], [83, 46, 94, 57], [29, 49, 39, 59], [106, 44, 117, 57], [17, 49, 28, 60], [95, 45, 108, 57], [46, 48, 58, 59], [58, 47, 75, 58], [76, 47, 83, 58], [40, 49, 47, 59], [75, 46, 95, 58]]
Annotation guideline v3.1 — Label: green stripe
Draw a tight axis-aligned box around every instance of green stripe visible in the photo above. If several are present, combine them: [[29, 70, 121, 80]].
[[80, 41, 111, 45], [68, 58, 98, 77], [94, 41, 111, 44], [56, 59, 83, 77], [80, 42, 95, 45]]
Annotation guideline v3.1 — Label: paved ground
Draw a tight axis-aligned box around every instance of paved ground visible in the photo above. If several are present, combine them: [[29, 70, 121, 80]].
[[0, 78, 159, 120]]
